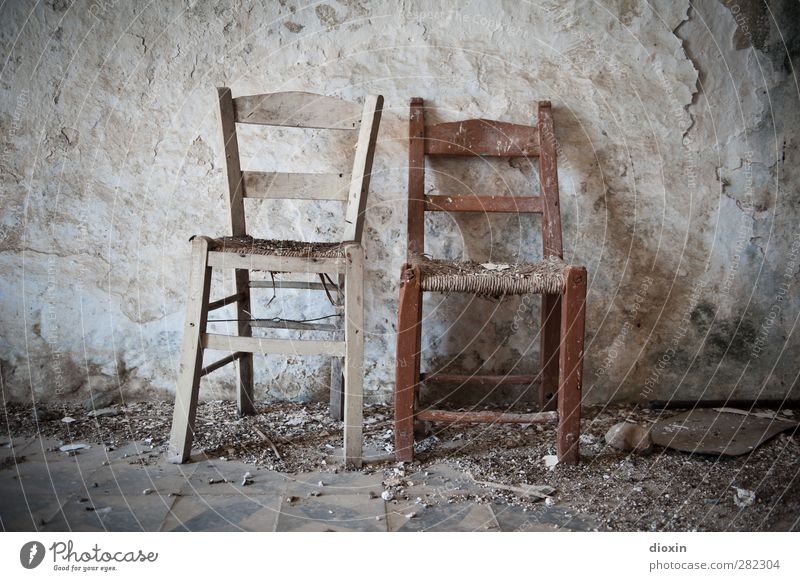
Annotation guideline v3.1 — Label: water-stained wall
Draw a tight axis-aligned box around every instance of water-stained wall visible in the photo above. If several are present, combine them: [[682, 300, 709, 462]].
[[1, 0, 798, 406]]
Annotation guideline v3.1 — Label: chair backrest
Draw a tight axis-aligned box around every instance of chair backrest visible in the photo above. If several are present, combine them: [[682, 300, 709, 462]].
[[217, 89, 383, 244], [407, 97, 563, 260]]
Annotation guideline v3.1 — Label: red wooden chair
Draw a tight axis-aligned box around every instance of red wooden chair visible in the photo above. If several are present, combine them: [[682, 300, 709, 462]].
[[394, 98, 587, 464]]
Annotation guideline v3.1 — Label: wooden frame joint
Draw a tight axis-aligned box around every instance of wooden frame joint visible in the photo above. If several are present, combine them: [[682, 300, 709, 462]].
[[400, 264, 418, 284]]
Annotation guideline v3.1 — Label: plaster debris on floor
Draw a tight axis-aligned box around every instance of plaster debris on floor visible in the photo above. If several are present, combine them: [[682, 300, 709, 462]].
[[2, 399, 798, 532]]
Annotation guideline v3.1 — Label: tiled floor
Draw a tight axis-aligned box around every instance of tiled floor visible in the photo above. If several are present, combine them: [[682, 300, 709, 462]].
[[0, 437, 599, 532]]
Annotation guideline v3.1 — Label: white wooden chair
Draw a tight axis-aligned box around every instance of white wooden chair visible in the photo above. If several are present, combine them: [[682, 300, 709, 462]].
[[167, 89, 383, 468]]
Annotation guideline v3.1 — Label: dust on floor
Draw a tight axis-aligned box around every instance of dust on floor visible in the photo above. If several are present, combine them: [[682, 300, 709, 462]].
[[2, 400, 798, 531]]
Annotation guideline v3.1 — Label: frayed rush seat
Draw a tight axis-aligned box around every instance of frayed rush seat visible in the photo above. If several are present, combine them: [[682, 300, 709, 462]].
[[211, 235, 348, 259], [168, 90, 384, 469], [411, 255, 568, 296]]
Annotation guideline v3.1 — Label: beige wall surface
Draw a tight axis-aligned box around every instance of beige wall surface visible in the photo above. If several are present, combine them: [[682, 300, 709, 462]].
[[1, 0, 798, 406]]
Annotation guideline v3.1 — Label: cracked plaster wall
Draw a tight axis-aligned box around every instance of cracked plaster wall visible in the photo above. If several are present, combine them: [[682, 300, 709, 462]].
[[0, 0, 798, 406]]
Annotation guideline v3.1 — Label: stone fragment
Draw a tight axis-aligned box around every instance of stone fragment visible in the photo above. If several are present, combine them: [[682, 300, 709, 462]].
[[542, 454, 559, 470], [87, 407, 119, 418], [87, 506, 112, 515], [605, 422, 653, 454], [59, 443, 90, 453], [84, 389, 118, 411], [733, 487, 756, 508]]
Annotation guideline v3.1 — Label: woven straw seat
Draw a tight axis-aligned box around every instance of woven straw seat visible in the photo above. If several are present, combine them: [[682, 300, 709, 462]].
[[412, 255, 567, 296], [210, 235, 347, 259], [394, 98, 586, 466]]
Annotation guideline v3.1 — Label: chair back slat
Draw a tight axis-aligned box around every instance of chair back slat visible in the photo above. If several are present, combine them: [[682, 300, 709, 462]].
[[407, 98, 426, 257], [537, 101, 563, 259], [424, 119, 540, 157], [217, 88, 383, 245], [218, 88, 247, 235], [233, 91, 362, 130], [407, 98, 563, 261], [424, 195, 542, 213], [343, 94, 384, 243], [242, 171, 349, 201]]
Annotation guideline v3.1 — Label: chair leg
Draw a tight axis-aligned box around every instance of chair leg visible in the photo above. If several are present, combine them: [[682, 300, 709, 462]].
[[330, 274, 345, 421], [330, 356, 344, 421], [540, 293, 561, 412], [343, 246, 365, 468], [557, 266, 587, 465], [395, 264, 422, 462], [168, 237, 213, 464], [235, 268, 255, 416]]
